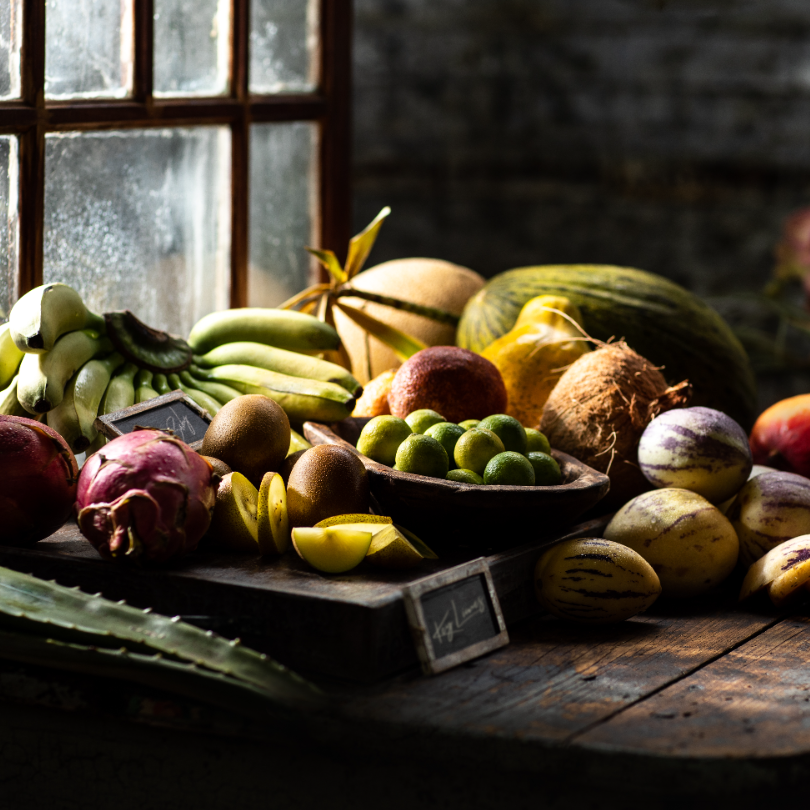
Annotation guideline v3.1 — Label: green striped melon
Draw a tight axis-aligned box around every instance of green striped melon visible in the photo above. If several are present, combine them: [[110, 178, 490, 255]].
[[457, 265, 757, 430]]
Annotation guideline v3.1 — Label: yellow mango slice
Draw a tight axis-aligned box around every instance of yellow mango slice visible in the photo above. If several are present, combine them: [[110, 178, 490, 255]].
[[292, 527, 373, 574]]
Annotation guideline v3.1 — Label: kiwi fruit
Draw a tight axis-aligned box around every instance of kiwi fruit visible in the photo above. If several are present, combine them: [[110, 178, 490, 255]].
[[201, 394, 290, 488], [287, 445, 370, 527]]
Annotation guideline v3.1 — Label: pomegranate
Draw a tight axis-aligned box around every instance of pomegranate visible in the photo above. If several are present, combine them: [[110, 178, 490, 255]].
[[0, 415, 78, 546], [77, 429, 217, 565]]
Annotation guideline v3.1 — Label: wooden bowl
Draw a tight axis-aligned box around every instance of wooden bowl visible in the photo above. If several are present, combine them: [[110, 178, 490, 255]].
[[302, 418, 611, 555]]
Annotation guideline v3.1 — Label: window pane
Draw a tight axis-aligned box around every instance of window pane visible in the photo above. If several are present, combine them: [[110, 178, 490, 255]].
[[153, 0, 229, 97], [249, 123, 318, 306], [249, 0, 319, 94], [44, 129, 231, 337], [0, 0, 21, 100], [0, 136, 18, 318], [45, 0, 133, 99]]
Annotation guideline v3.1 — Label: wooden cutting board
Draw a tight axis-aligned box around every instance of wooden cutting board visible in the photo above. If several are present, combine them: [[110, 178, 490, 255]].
[[0, 516, 608, 682]]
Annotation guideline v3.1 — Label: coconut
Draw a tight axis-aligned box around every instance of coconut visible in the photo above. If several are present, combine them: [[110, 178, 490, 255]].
[[540, 342, 692, 509]]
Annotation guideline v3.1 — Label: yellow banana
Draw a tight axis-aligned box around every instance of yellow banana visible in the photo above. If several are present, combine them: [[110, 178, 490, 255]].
[[188, 308, 340, 355], [46, 372, 84, 451], [134, 369, 159, 403], [152, 373, 171, 396], [17, 330, 112, 414], [0, 375, 29, 417], [9, 283, 105, 353], [181, 369, 240, 404], [196, 363, 356, 424], [0, 322, 25, 388], [72, 352, 125, 449], [168, 373, 221, 416], [194, 341, 362, 396], [100, 362, 138, 415]]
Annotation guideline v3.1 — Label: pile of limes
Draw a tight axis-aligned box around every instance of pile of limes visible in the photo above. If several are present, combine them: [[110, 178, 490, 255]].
[[356, 409, 562, 487]]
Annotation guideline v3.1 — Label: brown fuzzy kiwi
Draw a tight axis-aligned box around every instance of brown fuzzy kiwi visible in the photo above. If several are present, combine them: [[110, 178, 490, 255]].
[[540, 342, 691, 509]]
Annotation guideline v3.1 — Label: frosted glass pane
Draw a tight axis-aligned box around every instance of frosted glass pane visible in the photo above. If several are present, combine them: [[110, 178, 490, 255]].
[[153, 0, 229, 97], [249, 0, 319, 94], [0, 137, 18, 319], [0, 0, 21, 100], [45, 0, 133, 99], [44, 129, 231, 338], [249, 123, 318, 306]]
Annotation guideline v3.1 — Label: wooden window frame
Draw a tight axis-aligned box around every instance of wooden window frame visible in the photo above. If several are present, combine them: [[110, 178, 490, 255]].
[[0, 0, 351, 305]]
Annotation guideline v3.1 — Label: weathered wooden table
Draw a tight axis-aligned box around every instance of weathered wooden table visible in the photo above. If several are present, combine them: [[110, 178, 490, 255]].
[[2, 567, 808, 810]]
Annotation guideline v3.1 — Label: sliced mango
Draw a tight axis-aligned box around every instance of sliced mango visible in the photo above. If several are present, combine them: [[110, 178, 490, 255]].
[[292, 527, 373, 574]]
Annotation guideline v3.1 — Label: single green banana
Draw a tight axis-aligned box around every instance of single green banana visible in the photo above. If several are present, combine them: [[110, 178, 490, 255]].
[[196, 363, 356, 424], [134, 369, 159, 403], [152, 373, 171, 396], [187, 308, 340, 355], [0, 376, 29, 417], [46, 371, 84, 451], [181, 369, 240, 404], [194, 341, 362, 396], [9, 283, 105, 353], [73, 352, 125, 446], [168, 373, 222, 416], [100, 362, 138, 415], [0, 322, 25, 389], [17, 330, 112, 414]]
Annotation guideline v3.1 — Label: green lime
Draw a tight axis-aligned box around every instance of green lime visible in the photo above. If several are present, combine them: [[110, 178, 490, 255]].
[[405, 409, 447, 434], [525, 428, 551, 455], [526, 451, 562, 486], [356, 415, 413, 467], [395, 433, 449, 478], [425, 422, 466, 468], [483, 451, 536, 486], [453, 427, 505, 475], [478, 414, 528, 454], [446, 468, 484, 485], [458, 419, 481, 431]]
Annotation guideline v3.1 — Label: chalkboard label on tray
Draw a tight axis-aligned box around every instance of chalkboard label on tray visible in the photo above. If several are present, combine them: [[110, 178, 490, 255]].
[[95, 390, 212, 451], [403, 558, 509, 675]]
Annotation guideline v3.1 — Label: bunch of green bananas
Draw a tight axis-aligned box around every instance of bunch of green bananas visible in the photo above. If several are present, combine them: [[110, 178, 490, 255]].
[[0, 284, 362, 455]]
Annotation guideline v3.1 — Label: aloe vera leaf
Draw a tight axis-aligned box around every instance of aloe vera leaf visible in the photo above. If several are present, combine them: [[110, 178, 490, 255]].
[[344, 206, 391, 280], [305, 248, 347, 284], [0, 629, 317, 719], [0, 566, 323, 708], [335, 287, 460, 327], [334, 301, 427, 361]]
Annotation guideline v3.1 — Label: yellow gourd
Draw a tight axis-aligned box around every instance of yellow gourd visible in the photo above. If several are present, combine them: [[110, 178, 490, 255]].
[[480, 295, 589, 428]]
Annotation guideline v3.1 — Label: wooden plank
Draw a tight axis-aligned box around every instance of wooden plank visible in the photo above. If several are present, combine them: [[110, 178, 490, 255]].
[[335, 589, 785, 744], [576, 607, 810, 757]]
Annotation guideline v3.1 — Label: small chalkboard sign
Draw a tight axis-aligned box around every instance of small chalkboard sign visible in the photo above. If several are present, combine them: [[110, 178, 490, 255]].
[[403, 558, 509, 675], [95, 390, 212, 451]]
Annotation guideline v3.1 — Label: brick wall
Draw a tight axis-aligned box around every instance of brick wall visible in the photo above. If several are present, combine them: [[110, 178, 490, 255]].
[[352, 0, 810, 297]]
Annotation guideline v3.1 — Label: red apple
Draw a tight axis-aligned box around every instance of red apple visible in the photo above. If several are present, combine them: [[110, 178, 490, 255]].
[[0, 414, 79, 546], [750, 394, 810, 477]]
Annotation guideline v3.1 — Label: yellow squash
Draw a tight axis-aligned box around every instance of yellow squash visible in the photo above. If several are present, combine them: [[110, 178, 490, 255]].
[[480, 295, 590, 428]]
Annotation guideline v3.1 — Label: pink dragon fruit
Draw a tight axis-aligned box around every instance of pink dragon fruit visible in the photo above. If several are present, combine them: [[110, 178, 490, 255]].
[[77, 429, 217, 564], [0, 414, 78, 546]]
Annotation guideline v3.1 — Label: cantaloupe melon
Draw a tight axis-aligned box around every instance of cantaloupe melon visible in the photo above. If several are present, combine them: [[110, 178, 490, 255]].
[[333, 258, 485, 384]]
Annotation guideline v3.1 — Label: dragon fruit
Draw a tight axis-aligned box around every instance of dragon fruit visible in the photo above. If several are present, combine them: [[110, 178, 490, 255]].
[[77, 429, 217, 564], [0, 414, 78, 546]]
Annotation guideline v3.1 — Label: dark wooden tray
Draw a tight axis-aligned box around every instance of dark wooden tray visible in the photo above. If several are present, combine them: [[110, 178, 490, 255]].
[[0, 515, 609, 683]]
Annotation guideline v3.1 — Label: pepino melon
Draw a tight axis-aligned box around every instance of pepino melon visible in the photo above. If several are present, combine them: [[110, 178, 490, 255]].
[[457, 265, 757, 430]]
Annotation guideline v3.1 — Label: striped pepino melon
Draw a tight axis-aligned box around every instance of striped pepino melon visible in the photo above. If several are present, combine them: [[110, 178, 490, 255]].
[[534, 537, 661, 623], [457, 265, 757, 430]]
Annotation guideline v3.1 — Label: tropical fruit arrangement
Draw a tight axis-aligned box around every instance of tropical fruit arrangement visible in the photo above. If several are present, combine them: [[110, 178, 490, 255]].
[[4, 207, 810, 638]]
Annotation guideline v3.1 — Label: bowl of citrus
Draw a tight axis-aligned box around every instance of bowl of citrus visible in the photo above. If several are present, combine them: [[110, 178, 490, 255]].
[[303, 412, 609, 554]]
